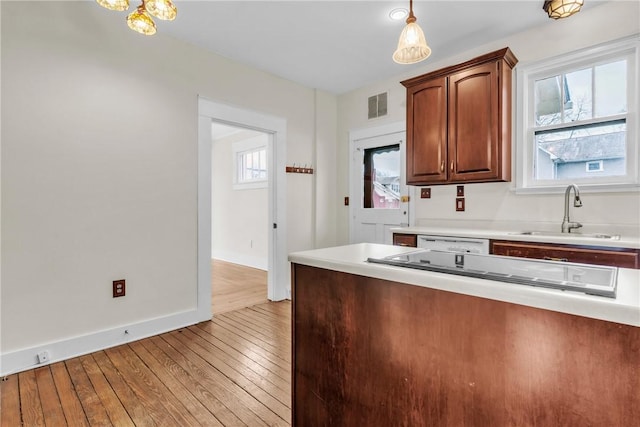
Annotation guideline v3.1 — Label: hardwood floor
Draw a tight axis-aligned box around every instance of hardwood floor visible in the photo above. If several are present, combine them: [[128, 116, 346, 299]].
[[212, 259, 268, 315], [1, 301, 291, 426]]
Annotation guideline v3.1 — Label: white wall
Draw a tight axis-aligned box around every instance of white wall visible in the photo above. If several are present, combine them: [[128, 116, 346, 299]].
[[336, 1, 640, 244], [211, 131, 268, 270], [0, 2, 337, 372]]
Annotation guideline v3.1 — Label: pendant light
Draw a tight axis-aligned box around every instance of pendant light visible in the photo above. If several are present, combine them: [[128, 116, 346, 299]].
[[543, 0, 584, 19], [96, 0, 178, 35], [127, 4, 157, 36], [96, 0, 129, 12], [145, 0, 178, 21], [393, 0, 431, 64]]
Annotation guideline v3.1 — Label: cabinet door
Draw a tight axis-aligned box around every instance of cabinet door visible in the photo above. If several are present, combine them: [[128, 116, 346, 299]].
[[448, 62, 500, 182], [406, 76, 447, 184]]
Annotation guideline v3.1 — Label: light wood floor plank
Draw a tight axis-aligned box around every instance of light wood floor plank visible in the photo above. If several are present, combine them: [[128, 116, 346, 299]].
[[151, 333, 264, 426], [233, 309, 292, 343], [4, 301, 291, 427], [103, 346, 192, 426], [140, 337, 244, 426], [91, 351, 154, 427], [198, 319, 291, 384], [35, 366, 67, 426], [175, 327, 291, 419], [65, 358, 113, 426], [18, 369, 45, 426], [79, 355, 134, 427], [212, 259, 268, 314], [50, 363, 90, 427], [1, 373, 22, 427], [160, 332, 285, 426], [189, 325, 291, 398], [128, 340, 225, 427], [216, 312, 292, 363]]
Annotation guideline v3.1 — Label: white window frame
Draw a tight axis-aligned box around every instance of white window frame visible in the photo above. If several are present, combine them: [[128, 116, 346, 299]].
[[516, 36, 639, 193], [232, 135, 268, 190], [586, 160, 604, 173]]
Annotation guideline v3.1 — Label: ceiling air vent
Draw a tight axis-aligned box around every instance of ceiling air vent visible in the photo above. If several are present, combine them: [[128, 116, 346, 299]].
[[368, 92, 388, 119]]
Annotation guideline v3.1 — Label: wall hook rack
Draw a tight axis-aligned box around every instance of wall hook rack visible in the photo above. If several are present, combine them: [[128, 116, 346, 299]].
[[286, 164, 314, 174]]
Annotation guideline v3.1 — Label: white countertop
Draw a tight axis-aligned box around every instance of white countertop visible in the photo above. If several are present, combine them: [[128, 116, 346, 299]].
[[390, 226, 640, 249], [289, 243, 640, 327]]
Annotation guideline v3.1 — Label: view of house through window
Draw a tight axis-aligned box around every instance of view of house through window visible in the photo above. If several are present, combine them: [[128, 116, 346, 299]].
[[363, 144, 400, 209], [533, 59, 627, 181]]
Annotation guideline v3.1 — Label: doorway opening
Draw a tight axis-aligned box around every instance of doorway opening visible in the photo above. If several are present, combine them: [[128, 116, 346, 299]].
[[197, 97, 289, 322], [210, 123, 269, 314]]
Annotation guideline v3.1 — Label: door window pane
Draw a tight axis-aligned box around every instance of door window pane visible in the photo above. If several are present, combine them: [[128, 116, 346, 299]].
[[363, 144, 400, 209]]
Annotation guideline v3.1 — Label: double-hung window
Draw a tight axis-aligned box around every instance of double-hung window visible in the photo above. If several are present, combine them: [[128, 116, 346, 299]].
[[516, 36, 638, 191]]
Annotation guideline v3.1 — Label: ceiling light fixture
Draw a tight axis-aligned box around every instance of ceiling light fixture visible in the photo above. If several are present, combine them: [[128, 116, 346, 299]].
[[96, 0, 177, 35], [127, 4, 157, 35], [389, 8, 408, 21], [542, 0, 584, 19], [393, 0, 431, 64], [97, 0, 129, 12]]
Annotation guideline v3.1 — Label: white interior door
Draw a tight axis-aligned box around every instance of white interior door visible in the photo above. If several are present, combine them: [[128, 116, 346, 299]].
[[350, 130, 408, 244]]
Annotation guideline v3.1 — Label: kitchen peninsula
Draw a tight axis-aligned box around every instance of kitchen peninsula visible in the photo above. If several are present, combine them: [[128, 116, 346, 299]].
[[289, 244, 640, 426]]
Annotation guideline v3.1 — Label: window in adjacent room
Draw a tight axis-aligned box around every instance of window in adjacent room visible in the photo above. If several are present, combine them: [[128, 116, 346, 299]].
[[232, 134, 268, 189], [516, 36, 638, 191]]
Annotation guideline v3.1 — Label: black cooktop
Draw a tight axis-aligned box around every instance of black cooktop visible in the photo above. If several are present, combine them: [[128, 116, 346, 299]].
[[367, 249, 618, 298]]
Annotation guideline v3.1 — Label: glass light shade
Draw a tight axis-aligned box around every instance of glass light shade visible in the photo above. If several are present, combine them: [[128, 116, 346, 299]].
[[127, 6, 157, 35], [145, 0, 177, 21], [96, 0, 130, 12], [393, 20, 431, 64], [543, 0, 584, 19]]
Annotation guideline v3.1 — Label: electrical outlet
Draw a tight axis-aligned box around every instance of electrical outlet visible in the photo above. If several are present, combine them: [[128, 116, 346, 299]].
[[421, 188, 431, 199], [37, 351, 50, 364], [113, 279, 126, 298]]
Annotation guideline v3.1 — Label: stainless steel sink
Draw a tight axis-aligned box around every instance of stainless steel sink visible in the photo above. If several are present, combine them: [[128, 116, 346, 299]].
[[511, 231, 621, 240]]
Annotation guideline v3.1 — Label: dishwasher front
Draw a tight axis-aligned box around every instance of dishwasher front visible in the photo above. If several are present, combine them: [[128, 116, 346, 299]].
[[417, 235, 490, 254]]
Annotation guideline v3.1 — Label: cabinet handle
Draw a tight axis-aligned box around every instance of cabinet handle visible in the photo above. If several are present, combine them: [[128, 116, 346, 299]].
[[450, 162, 454, 172], [544, 256, 569, 262], [440, 161, 444, 172]]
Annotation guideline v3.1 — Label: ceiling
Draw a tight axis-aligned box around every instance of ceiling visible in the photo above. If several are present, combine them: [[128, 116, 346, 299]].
[[158, 1, 602, 95]]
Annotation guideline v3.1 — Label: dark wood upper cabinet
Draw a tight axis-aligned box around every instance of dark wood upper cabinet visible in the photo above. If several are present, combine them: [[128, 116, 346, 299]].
[[402, 48, 518, 185]]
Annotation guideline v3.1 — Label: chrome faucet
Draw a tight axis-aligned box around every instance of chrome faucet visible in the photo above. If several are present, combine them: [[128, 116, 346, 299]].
[[561, 184, 583, 233]]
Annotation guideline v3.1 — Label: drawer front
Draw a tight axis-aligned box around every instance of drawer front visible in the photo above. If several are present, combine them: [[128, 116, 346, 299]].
[[393, 233, 417, 248], [490, 240, 639, 269]]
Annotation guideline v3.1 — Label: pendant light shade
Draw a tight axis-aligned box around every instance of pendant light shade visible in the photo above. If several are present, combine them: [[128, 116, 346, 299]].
[[543, 0, 584, 19], [393, 0, 431, 64], [145, 0, 177, 21], [96, 0, 129, 12], [127, 5, 157, 36]]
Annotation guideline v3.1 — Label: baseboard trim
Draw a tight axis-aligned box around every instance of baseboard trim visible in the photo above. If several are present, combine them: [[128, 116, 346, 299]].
[[1, 309, 200, 376], [212, 252, 268, 271]]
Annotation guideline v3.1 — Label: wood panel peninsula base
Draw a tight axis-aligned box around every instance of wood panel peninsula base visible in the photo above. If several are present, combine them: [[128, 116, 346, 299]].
[[291, 262, 640, 426]]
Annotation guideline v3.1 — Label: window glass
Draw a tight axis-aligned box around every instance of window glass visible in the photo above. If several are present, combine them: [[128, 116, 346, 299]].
[[363, 145, 400, 209], [564, 67, 592, 122], [595, 60, 627, 117], [531, 58, 629, 183], [238, 147, 267, 183]]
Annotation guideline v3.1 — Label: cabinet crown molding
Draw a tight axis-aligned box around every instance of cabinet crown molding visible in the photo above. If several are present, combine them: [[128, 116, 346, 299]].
[[401, 47, 518, 88]]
